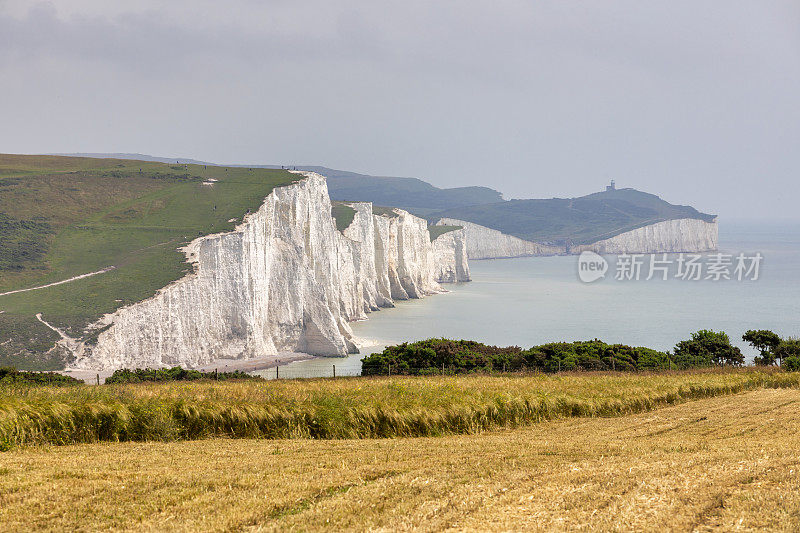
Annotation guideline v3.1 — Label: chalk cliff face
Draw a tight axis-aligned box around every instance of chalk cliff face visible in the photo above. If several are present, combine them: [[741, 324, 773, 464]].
[[437, 217, 717, 259], [571, 218, 718, 255], [436, 218, 561, 259], [431, 228, 471, 283], [72, 173, 469, 370]]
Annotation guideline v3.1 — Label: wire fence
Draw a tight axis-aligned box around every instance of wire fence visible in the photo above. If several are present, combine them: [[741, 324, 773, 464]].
[[62, 361, 738, 385], [259, 364, 500, 380], [258, 364, 362, 380], [254, 361, 694, 380]]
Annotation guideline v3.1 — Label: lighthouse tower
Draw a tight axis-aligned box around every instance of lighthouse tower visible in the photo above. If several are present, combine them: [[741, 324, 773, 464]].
[[605, 180, 616, 192]]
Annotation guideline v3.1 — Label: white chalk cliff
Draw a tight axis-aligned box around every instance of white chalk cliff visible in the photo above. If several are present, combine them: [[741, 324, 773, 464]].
[[71, 173, 470, 370], [436, 218, 562, 259], [431, 227, 471, 282], [437, 217, 717, 259], [571, 218, 718, 255]]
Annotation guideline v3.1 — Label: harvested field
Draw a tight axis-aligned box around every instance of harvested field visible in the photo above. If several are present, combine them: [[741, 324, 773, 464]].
[[1, 385, 799, 530]]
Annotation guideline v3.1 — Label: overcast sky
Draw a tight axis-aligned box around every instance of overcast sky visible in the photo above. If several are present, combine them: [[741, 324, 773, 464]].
[[1, 1, 798, 220]]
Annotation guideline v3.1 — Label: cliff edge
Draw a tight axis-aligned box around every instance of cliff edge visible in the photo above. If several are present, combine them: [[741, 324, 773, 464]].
[[570, 218, 718, 254], [70, 173, 469, 370], [436, 218, 561, 259], [436, 217, 718, 259]]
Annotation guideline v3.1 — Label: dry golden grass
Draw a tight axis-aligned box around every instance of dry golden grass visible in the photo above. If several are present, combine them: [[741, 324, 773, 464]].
[[1, 388, 798, 531], [3, 369, 799, 446]]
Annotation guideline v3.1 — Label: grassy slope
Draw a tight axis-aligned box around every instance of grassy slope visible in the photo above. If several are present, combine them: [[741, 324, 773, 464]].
[[428, 224, 461, 241], [54, 155, 718, 247], [48, 158, 506, 215], [330, 202, 357, 232], [0, 154, 298, 368], [305, 166, 504, 214], [430, 187, 717, 245], [0, 385, 798, 530], [371, 205, 399, 217]]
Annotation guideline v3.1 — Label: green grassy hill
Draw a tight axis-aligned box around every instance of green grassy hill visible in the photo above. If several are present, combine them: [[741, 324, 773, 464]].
[[427, 225, 462, 241], [57, 155, 715, 248], [303, 166, 504, 216], [331, 202, 357, 231], [0, 154, 298, 369], [57, 156, 506, 217], [429, 187, 716, 245]]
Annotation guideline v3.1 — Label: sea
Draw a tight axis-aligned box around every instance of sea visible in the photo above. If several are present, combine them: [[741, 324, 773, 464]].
[[264, 221, 800, 378]]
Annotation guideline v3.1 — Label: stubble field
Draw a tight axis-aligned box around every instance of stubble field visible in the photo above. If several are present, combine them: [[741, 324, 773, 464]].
[[1, 371, 799, 531]]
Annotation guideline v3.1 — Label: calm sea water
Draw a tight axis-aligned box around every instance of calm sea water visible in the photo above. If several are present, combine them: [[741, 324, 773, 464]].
[[274, 221, 800, 377]]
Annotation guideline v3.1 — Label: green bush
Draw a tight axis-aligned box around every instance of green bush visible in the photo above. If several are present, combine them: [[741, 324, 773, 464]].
[[776, 339, 800, 370], [0, 367, 83, 386], [743, 329, 782, 365], [673, 330, 744, 368], [784, 356, 800, 372], [361, 338, 675, 375], [105, 366, 262, 384]]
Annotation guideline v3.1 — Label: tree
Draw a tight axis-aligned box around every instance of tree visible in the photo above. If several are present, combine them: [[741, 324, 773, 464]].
[[673, 330, 744, 368], [785, 355, 800, 372], [742, 330, 782, 365], [775, 339, 800, 370]]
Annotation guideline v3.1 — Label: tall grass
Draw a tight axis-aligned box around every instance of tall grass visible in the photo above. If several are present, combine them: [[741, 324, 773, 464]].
[[1, 369, 798, 448]]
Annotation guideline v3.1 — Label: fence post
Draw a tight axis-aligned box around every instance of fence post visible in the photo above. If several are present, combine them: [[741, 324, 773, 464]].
[[333, 365, 336, 378], [215, 368, 218, 381], [503, 363, 506, 373], [276, 365, 279, 379], [388, 364, 391, 377], [96, 373, 100, 386], [442, 363, 445, 375], [611, 355, 615, 371]]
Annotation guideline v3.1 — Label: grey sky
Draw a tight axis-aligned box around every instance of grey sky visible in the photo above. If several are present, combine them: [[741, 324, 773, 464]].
[[2, 1, 798, 220]]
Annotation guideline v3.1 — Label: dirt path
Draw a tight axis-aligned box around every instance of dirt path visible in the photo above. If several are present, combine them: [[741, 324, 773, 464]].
[[0, 266, 115, 297]]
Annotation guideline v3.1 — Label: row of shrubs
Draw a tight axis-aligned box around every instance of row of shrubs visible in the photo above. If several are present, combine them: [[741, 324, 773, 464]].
[[104, 366, 263, 384], [0, 367, 83, 386], [742, 329, 800, 369], [0, 366, 264, 387], [361, 330, 800, 376], [361, 339, 675, 375], [4, 330, 797, 385]]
